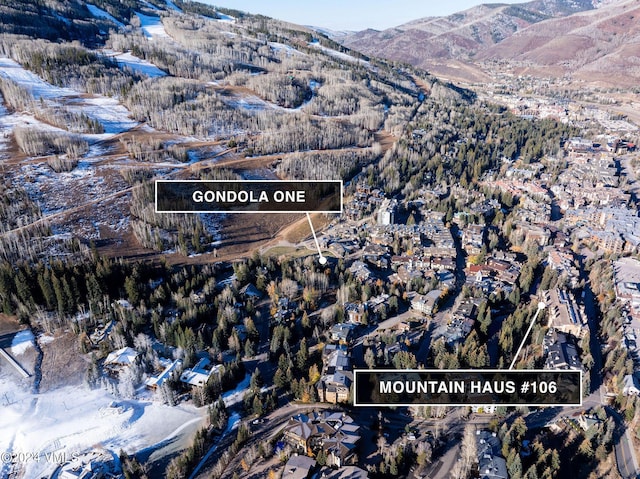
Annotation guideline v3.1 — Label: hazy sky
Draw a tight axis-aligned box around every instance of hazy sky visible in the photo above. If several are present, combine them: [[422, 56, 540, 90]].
[[201, 0, 531, 31]]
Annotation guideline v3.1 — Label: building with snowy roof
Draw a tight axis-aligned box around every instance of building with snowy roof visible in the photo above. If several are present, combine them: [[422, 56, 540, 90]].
[[180, 357, 222, 387]]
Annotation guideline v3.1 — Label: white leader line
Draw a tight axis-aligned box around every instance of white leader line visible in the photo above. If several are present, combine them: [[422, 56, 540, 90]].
[[306, 212, 326, 265], [509, 302, 546, 370]]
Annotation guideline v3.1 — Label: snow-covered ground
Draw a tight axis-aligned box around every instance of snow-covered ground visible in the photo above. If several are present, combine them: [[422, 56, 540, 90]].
[[0, 376, 206, 479], [135, 12, 170, 39], [141, 0, 161, 11], [222, 373, 250, 407], [16, 135, 132, 238], [227, 95, 274, 111], [21, 160, 103, 215], [39, 335, 56, 345], [0, 111, 64, 153], [86, 4, 125, 28], [199, 212, 224, 243], [215, 12, 235, 23], [224, 78, 318, 112], [308, 41, 369, 65], [9, 330, 35, 356], [0, 57, 138, 136], [187, 411, 240, 479], [0, 101, 8, 154], [0, 63, 85, 151], [165, 0, 182, 13], [193, 1, 236, 22], [67, 96, 138, 134], [0, 57, 77, 100], [269, 42, 305, 56], [107, 51, 167, 78]]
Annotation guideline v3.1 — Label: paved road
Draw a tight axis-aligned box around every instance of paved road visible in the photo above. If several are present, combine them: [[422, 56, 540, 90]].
[[413, 413, 496, 479], [615, 427, 640, 479], [609, 154, 640, 479], [608, 406, 640, 479]]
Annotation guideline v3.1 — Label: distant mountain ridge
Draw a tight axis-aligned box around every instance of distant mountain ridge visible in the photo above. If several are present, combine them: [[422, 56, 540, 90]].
[[341, 0, 600, 62], [339, 0, 637, 85], [477, 0, 640, 86]]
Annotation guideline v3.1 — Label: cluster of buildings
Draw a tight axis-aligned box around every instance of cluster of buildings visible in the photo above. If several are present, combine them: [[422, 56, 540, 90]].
[[550, 156, 621, 211], [488, 178, 551, 225], [613, 258, 640, 378], [366, 319, 424, 360], [541, 289, 588, 340], [341, 294, 390, 325], [566, 206, 640, 255], [462, 224, 485, 256], [483, 134, 640, 262], [344, 184, 385, 221], [546, 248, 580, 289], [283, 456, 367, 479], [103, 346, 222, 394], [498, 94, 568, 121], [464, 253, 522, 294], [439, 297, 482, 347], [371, 215, 458, 288], [483, 80, 639, 137]]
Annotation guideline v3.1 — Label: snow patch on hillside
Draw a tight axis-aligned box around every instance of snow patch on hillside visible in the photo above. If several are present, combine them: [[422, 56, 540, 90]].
[[9, 330, 35, 356], [0, 100, 8, 148], [190, 1, 235, 22], [135, 12, 169, 39], [0, 112, 63, 152], [222, 373, 250, 407], [39, 335, 55, 345], [141, 0, 160, 11], [165, 0, 182, 12], [227, 95, 272, 111], [0, 57, 137, 136], [86, 4, 125, 28], [216, 12, 235, 23], [308, 41, 369, 65], [0, 57, 76, 100], [67, 97, 138, 135], [269, 42, 305, 56], [20, 161, 102, 216], [111, 52, 167, 78], [224, 77, 318, 112]]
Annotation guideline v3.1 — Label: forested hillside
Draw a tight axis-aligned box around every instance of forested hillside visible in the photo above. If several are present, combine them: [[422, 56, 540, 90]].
[[0, 0, 438, 262], [0, 0, 574, 279]]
